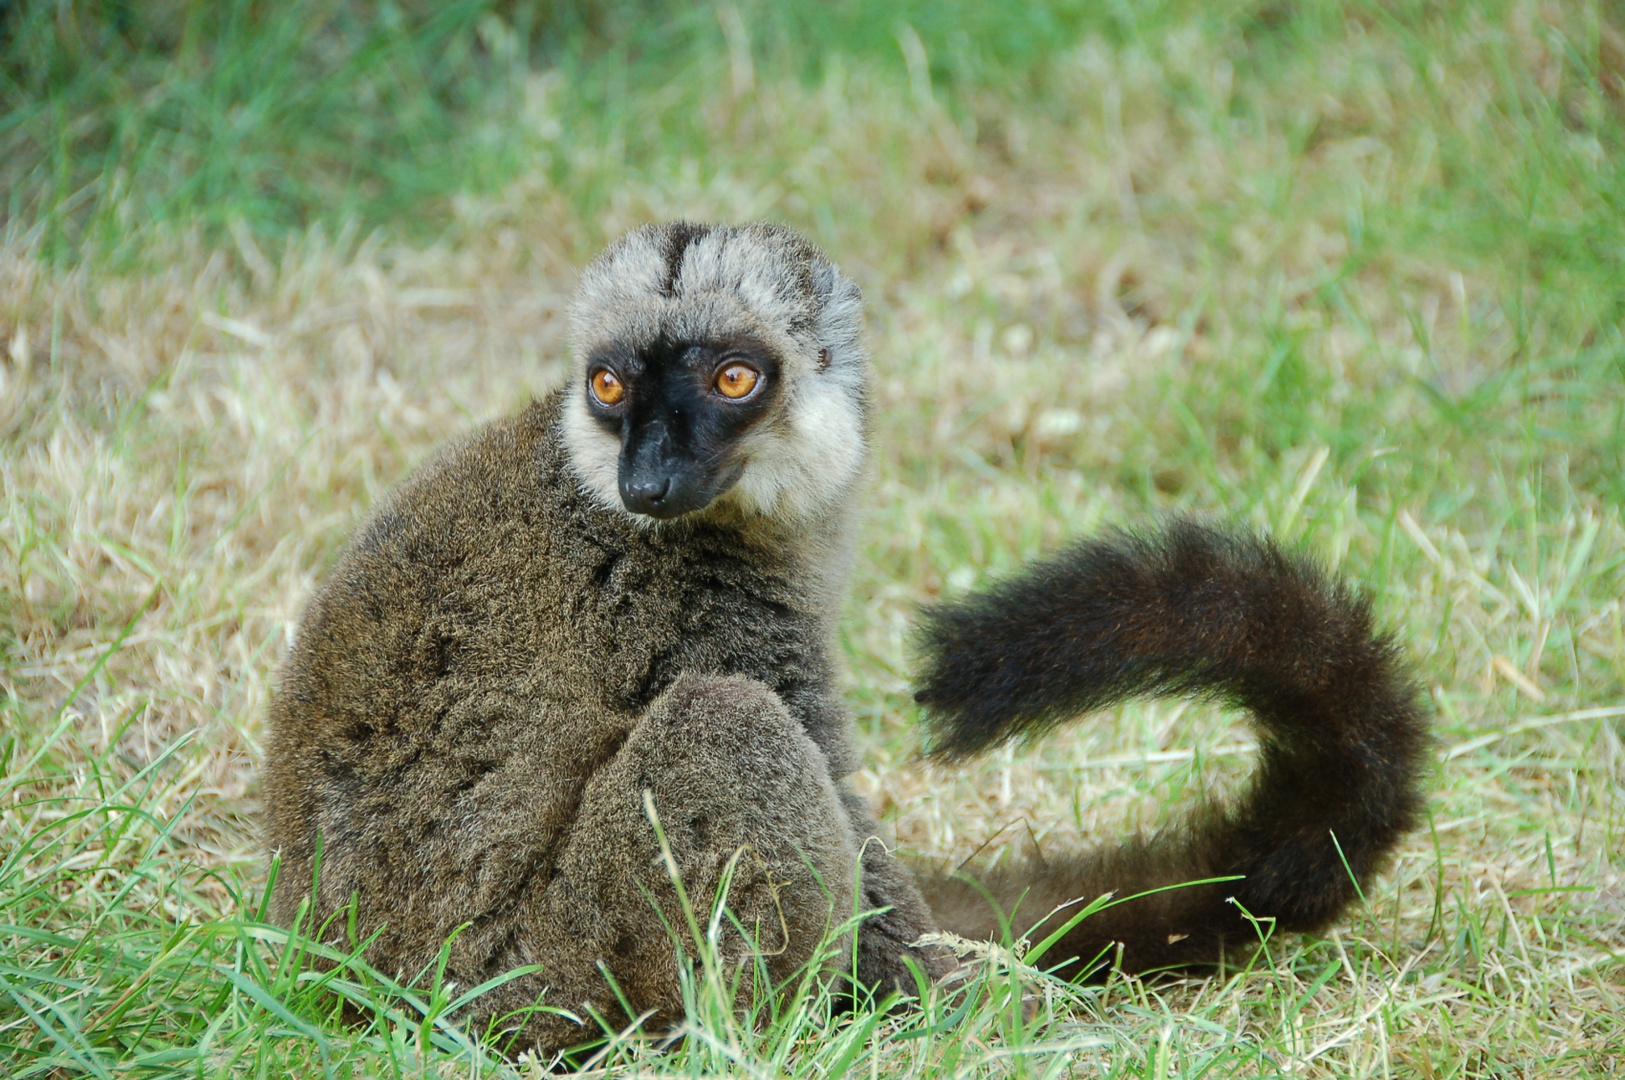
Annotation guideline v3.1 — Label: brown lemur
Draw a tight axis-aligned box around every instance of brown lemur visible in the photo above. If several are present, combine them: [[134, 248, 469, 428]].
[[263, 221, 1428, 1057]]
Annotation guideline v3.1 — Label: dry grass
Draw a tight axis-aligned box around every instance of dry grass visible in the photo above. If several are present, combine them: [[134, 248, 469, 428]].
[[3, 2, 1624, 1076]]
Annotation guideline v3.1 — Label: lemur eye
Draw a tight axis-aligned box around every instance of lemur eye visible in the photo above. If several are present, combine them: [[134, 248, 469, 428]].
[[715, 363, 760, 400], [589, 368, 625, 406]]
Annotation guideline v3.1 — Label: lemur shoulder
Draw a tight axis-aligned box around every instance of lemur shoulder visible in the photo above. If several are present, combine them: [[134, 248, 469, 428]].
[[263, 221, 1428, 1058]]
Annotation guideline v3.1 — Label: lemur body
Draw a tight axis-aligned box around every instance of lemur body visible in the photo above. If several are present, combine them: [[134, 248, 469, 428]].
[[265, 224, 948, 1056], [264, 222, 1427, 1057]]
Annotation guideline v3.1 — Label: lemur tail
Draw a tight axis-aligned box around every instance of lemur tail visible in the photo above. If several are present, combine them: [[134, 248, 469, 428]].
[[912, 520, 1428, 977]]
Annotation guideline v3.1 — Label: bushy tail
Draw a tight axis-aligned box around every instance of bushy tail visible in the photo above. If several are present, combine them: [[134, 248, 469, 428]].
[[912, 520, 1428, 977]]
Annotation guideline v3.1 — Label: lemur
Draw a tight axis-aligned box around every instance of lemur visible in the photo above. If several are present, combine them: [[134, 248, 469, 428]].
[[262, 221, 1427, 1057]]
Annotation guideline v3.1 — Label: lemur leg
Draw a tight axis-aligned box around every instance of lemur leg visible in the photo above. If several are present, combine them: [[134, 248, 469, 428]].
[[838, 791, 959, 997], [474, 674, 864, 1056], [453, 674, 958, 1057]]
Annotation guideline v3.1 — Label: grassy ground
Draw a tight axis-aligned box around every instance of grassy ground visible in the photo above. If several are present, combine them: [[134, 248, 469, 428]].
[[3, 0, 1624, 1075]]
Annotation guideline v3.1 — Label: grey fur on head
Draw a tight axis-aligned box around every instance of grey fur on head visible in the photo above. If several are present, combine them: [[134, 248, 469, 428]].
[[562, 221, 870, 524]]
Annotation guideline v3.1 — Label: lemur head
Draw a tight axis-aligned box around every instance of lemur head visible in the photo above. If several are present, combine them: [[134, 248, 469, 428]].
[[562, 222, 870, 524]]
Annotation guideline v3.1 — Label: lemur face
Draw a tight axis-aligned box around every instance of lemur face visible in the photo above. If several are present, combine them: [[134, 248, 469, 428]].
[[579, 332, 783, 518], [562, 222, 871, 524]]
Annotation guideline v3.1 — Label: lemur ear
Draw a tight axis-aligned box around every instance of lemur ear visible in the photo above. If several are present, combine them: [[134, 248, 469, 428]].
[[806, 256, 866, 378], [810, 261, 838, 303]]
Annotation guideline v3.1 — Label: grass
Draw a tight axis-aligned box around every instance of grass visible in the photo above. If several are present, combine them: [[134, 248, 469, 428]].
[[0, 0, 1140, 263], [2, 0, 1624, 1075]]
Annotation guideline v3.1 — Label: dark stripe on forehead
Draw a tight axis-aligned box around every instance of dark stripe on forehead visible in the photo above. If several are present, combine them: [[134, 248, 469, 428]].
[[659, 222, 711, 297]]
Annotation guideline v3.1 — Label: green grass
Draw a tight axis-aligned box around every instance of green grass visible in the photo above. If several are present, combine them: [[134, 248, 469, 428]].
[[3, 0, 1624, 1076], [0, 0, 1140, 263]]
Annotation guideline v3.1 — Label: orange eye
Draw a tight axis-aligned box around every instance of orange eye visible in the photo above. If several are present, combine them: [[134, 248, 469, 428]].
[[590, 368, 624, 406], [715, 363, 760, 400]]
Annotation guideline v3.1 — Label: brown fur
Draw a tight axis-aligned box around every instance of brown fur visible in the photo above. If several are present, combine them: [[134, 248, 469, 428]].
[[263, 396, 949, 1056]]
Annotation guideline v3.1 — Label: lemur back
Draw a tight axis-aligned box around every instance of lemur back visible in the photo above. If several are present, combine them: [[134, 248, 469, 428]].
[[266, 397, 852, 933]]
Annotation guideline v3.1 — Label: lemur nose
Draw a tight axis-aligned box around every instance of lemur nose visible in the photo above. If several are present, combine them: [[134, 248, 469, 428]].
[[623, 476, 671, 513]]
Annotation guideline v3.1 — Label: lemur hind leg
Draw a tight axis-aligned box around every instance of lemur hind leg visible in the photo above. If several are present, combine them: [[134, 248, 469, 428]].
[[483, 674, 869, 1057], [839, 790, 959, 997]]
